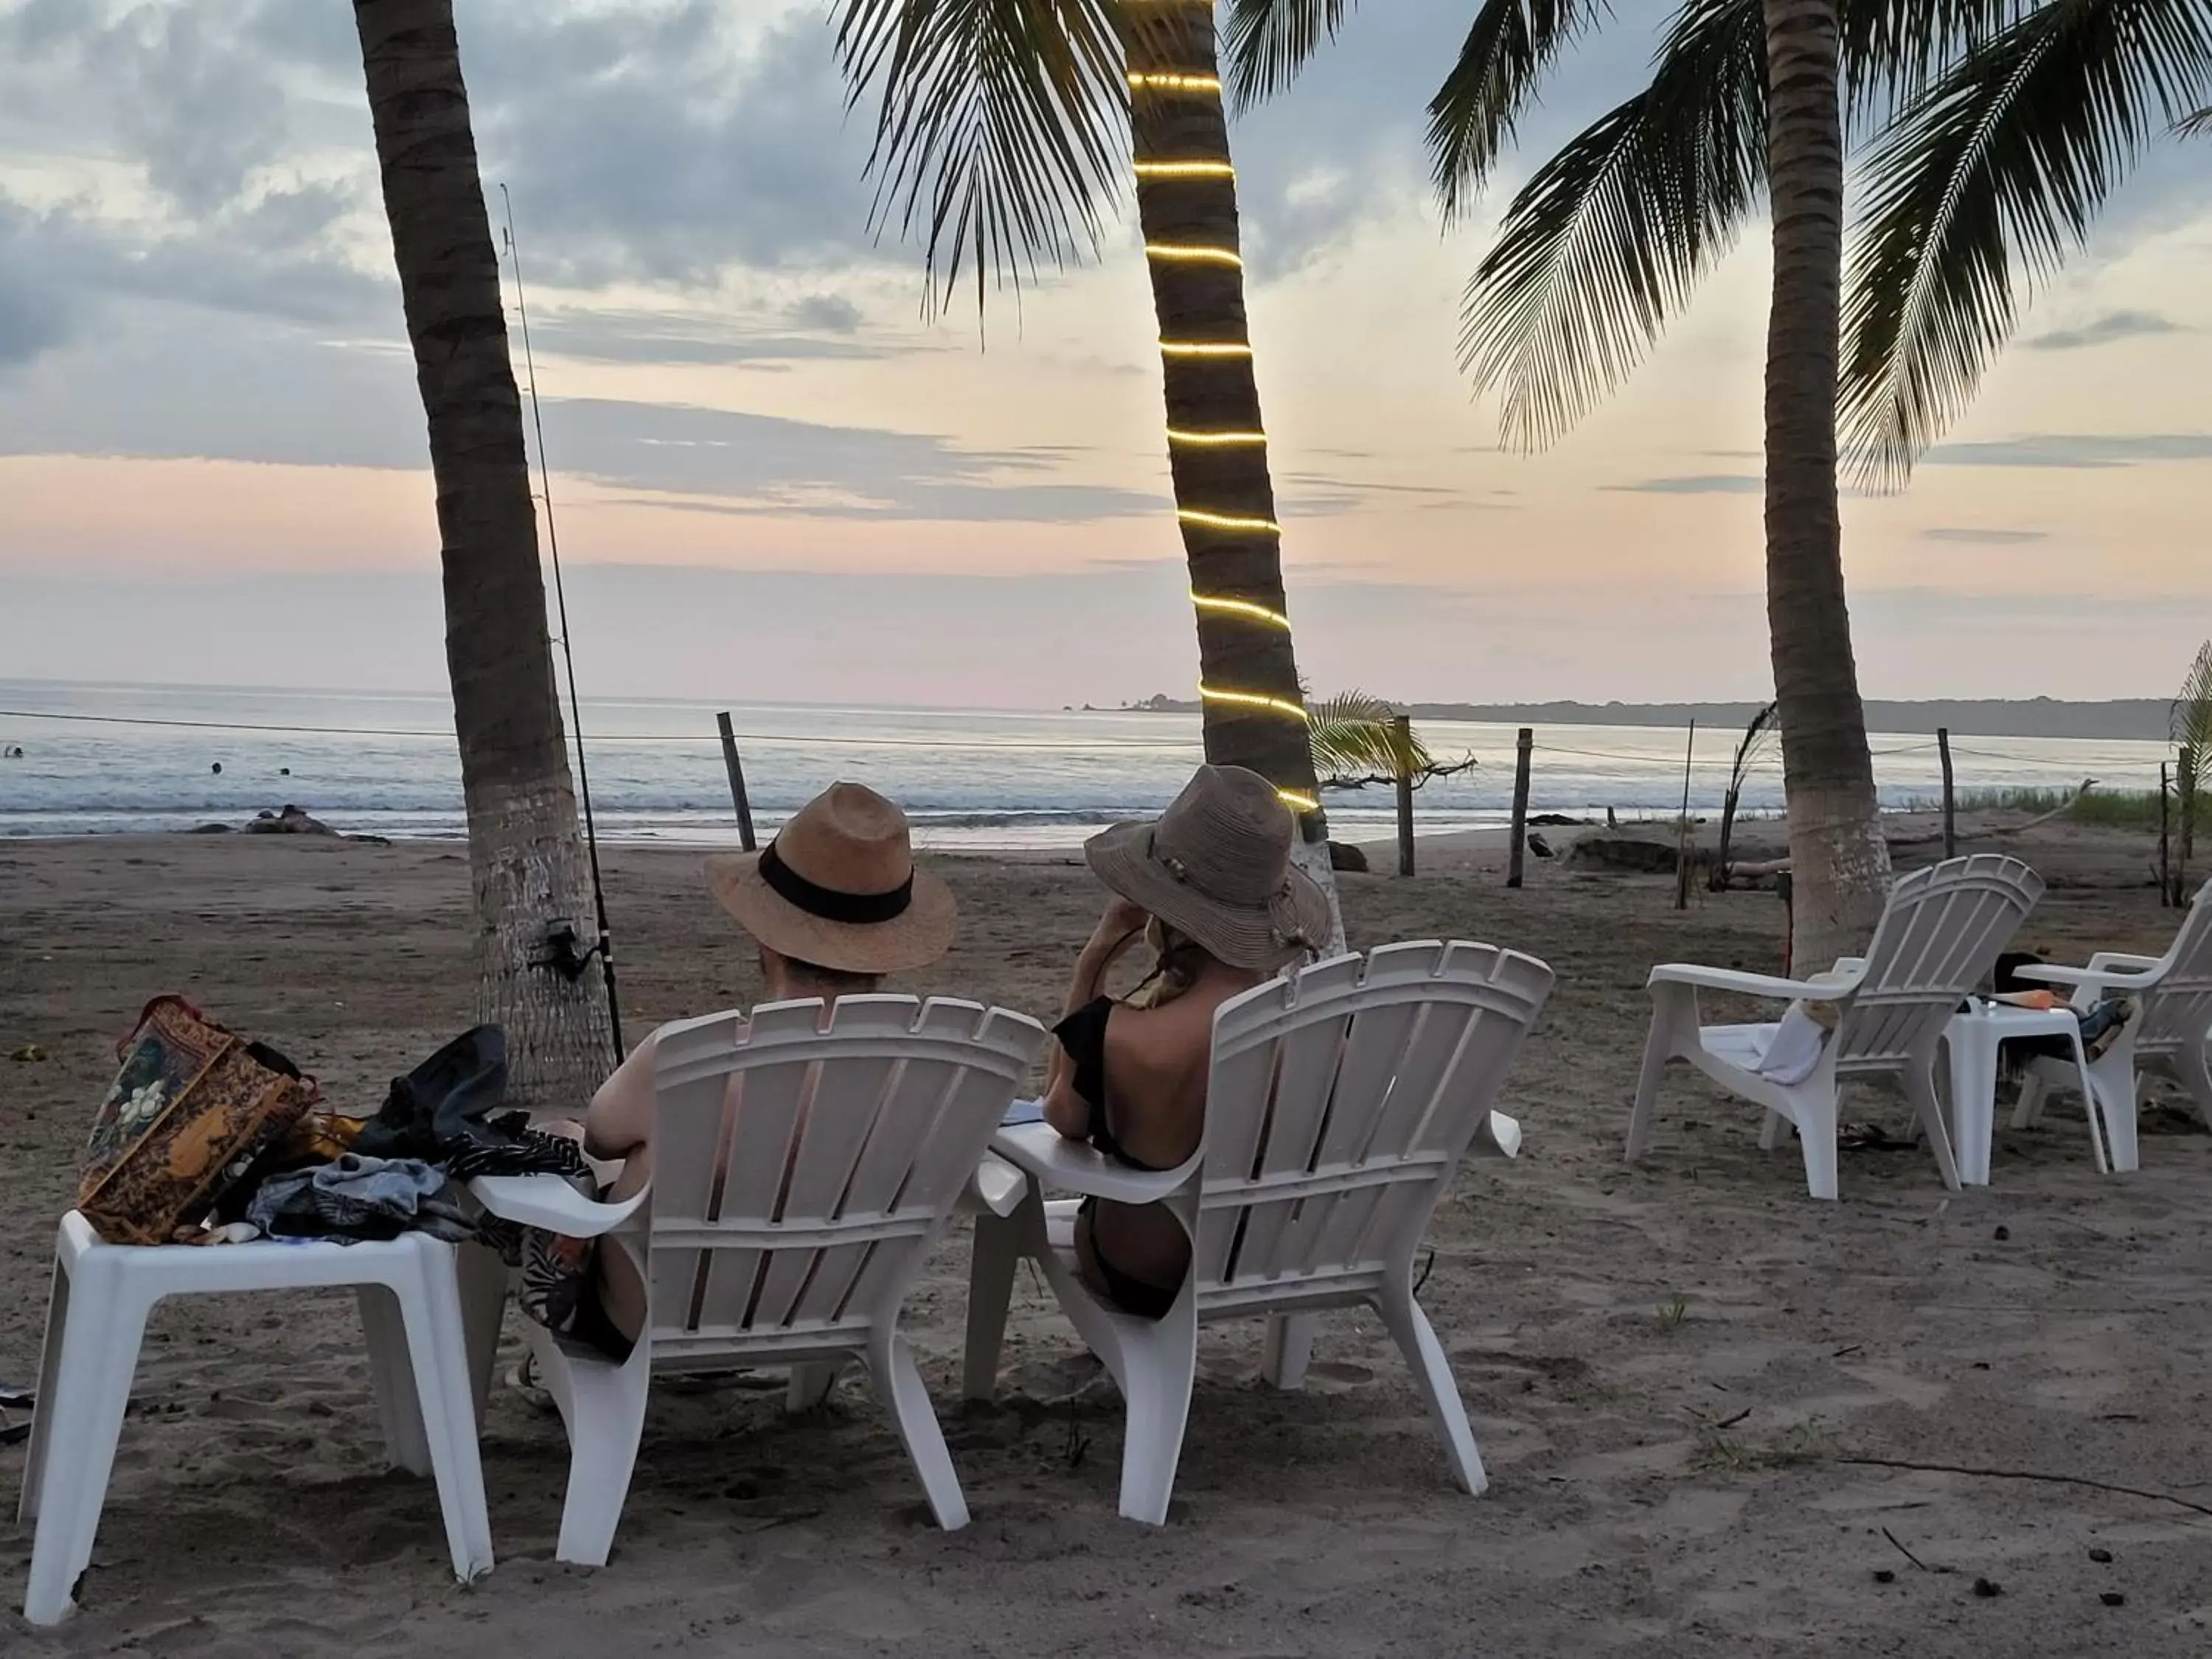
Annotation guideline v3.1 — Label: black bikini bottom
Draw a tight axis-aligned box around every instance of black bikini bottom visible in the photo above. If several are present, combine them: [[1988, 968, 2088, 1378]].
[[1077, 1196, 1181, 1321]]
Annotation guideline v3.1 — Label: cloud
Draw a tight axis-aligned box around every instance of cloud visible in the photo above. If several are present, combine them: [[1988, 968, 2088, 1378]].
[[1921, 527, 2050, 546], [1922, 434, 2212, 469], [527, 310, 897, 367], [788, 294, 863, 334], [1609, 473, 1764, 494], [2025, 310, 2185, 352]]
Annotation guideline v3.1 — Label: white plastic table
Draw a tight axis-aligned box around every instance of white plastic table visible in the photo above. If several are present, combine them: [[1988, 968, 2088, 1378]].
[[1941, 1001, 2105, 1183]]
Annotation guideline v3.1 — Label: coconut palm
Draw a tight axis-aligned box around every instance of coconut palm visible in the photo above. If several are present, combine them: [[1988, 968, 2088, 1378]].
[[830, 2, 1334, 899], [1225, 0, 2212, 964], [353, 0, 612, 1099], [1842, 1, 2212, 482]]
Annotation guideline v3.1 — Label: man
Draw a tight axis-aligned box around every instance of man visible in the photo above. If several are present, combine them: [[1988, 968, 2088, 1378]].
[[553, 780, 957, 1352]]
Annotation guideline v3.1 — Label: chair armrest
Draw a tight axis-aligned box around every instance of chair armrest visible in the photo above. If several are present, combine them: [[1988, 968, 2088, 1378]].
[[968, 1152, 1028, 1220], [1646, 963, 1860, 1001], [468, 1174, 648, 1237], [2085, 952, 2162, 974], [2013, 963, 2161, 991], [988, 1121, 1197, 1207]]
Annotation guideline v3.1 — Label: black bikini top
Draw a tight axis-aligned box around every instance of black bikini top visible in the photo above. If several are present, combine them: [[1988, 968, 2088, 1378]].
[[1051, 995, 1182, 1173]]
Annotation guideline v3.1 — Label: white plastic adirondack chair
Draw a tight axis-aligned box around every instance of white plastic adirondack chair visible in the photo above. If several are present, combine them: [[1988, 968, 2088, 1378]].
[[2008, 876, 2212, 1170], [471, 995, 1046, 1565], [962, 941, 1554, 1526], [1628, 854, 2045, 1200]]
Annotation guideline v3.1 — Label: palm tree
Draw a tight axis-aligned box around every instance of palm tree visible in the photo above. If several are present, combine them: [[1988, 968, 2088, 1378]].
[[353, 0, 612, 1100], [1842, 2, 2212, 481], [830, 1, 1338, 920], [1226, 0, 2212, 964]]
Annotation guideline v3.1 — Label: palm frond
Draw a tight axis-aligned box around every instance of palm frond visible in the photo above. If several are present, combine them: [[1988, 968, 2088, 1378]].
[[1309, 692, 1433, 781], [2174, 640, 2212, 755], [1221, 0, 1359, 111], [1458, 0, 1764, 451], [1426, 0, 1613, 222], [831, 0, 1132, 316], [1840, 0, 2212, 490], [1839, 0, 2030, 123], [2183, 102, 2212, 131]]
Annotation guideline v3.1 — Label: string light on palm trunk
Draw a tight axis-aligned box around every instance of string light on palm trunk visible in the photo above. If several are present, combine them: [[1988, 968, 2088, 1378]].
[[1132, 44, 1316, 816]]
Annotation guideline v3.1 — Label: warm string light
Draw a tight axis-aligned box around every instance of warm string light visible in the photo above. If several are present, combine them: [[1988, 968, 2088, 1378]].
[[1134, 159, 1236, 180], [1166, 426, 1267, 447], [1145, 241, 1243, 268], [1189, 591, 1292, 630], [1179, 507, 1281, 534], [1133, 72, 1315, 815], [1127, 72, 1222, 94]]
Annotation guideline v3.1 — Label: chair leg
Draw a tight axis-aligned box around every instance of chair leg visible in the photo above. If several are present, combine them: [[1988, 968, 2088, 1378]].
[[868, 1331, 969, 1530], [1906, 1070, 1962, 1192], [1759, 1111, 1790, 1152], [961, 1208, 1024, 1402], [1627, 988, 1691, 1161], [22, 1262, 147, 1627], [393, 1248, 494, 1585], [2011, 1070, 2050, 1130], [1261, 1313, 1314, 1391], [453, 1241, 510, 1426], [1944, 1026, 1997, 1186], [1793, 1091, 1840, 1201], [1111, 1298, 1197, 1527], [1377, 1281, 1485, 1498], [546, 1343, 651, 1567], [2090, 1053, 2138, 1173], [359, 1284, 434, 1476], [786, 1361, 844, 1413]]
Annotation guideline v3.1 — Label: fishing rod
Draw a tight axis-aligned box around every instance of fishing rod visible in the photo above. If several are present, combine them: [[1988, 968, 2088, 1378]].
[[501, 183, 625, 1060]]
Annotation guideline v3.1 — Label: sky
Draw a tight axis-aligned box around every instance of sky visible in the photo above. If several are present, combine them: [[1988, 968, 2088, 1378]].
[[2, 0, 2210, 709]]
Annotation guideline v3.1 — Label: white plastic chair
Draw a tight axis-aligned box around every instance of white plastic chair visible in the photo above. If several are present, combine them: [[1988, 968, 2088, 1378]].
[[1627, 854, 2045, 1200], [470, 995, 1046, 1565], [2008, 875, 2212, 1171], [962, 941, 1555, 1526], [16, 1213, 492, 1625]]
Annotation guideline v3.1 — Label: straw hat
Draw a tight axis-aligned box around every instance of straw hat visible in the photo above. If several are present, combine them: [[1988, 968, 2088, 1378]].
[[1084, 765, 1332, 973], [704, 782, 956, 974]]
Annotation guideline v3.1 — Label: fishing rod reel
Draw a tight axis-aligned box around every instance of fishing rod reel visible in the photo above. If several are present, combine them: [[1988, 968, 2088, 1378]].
[[531, 918, 606, 984]]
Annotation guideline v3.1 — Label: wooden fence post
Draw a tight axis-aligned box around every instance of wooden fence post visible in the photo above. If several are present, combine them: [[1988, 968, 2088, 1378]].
[[2181, 745, 2198, 902], [1673, 720, 1697, 911], [1393, 713, 1416, 877], [1938, 726, 1955, 858], [715, 712, 758, 852], [2161, 759, 2173, 905], [1506, 728, 1533, 889]]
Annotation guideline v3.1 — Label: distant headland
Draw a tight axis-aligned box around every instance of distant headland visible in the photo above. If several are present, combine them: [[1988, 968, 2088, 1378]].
[[1120, 695, 2178, 742]]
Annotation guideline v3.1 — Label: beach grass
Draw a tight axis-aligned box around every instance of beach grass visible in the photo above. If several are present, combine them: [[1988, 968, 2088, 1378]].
[[1946, 785, 2168, 829]]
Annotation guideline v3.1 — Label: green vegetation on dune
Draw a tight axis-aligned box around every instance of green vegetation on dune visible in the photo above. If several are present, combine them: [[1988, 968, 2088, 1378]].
[[1941, 787, 2167, 829]]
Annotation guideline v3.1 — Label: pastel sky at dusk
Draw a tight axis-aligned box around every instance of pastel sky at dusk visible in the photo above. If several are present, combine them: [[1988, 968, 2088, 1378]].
[[2, 0, 2208, 708]]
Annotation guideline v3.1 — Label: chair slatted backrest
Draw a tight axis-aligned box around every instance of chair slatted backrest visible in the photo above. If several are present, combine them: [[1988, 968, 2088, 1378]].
[[1192, 942, 1554, 1297], [2135, 877, 2212, 1057], [641, 997, 1044, 1356], [1834, 855, 2044, 1071]]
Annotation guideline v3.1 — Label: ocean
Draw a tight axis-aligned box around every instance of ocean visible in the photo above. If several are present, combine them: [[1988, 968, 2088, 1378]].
[[0, 680, 2173, 849]]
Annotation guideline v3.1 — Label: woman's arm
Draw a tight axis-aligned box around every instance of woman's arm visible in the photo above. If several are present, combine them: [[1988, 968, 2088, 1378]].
[[582, 1032, 658, 1161], [1042, 899, 1149, 1140]]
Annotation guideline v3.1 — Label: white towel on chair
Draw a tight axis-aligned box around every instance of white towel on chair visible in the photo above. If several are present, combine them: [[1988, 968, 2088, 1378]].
[[1755, 1003, 1827, 1086]]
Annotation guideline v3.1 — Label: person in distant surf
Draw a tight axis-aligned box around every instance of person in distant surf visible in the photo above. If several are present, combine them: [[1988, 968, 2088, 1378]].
[[544, 781, 956, 1355], [1037, 765, 1329, 1318]]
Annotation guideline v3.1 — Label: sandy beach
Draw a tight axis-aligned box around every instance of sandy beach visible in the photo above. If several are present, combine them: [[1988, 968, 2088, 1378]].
[[4, 820, 2210, 1655]]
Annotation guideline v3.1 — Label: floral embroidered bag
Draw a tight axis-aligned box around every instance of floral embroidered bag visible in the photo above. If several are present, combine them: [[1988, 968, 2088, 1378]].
[[80, 996, 320, 1244]]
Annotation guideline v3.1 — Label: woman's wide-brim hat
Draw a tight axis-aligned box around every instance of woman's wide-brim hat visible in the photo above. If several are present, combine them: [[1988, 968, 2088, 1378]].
[[704, 782, 956, 975], [1084, 764, 1331, 973]]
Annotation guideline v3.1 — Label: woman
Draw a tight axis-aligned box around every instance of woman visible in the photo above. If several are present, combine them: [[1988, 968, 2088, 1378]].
[[1040, 764, 1332, 1318]]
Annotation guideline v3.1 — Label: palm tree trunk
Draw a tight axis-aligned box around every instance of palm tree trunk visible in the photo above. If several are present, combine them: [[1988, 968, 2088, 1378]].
[[1122, 4, 1340, 936], [1761, 0, 1888, 972], [354, 0, 612, 1101]]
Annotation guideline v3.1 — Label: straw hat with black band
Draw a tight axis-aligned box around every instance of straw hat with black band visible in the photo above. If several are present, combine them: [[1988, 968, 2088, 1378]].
[[1084, 765, 1332, 973], [704, 782, 956, 974]]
